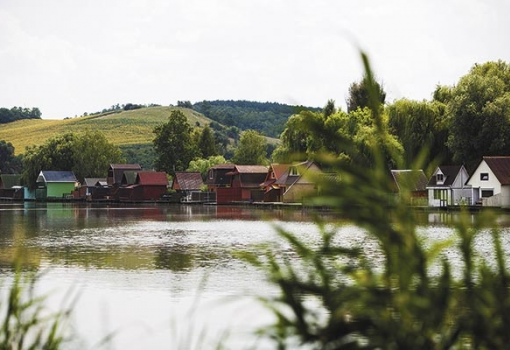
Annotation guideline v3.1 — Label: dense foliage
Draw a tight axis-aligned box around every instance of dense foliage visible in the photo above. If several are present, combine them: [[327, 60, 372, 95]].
[[244, 53, 510, 349], [232, 130, 268, 165], [153, 110, 199, 176], [192, 100, 319, 138], [0, 107, 41, 124], [0, 140, 22, 174], [21, 130, 124, 188], [446, 60, 510, 169]]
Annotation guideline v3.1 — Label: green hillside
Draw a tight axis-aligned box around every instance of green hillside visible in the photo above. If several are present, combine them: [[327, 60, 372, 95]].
[[0, 106, 210, 155]]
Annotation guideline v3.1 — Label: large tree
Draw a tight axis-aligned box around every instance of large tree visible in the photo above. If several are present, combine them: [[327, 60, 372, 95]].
[[387, 99, 451, 167], [446, 60, 510, 169], [153, 110, 198, 176], [0, 140, 22, 174], [347, 76, 386, 112], [197, 125, 218, 158], [21, 131, 123, 188], [232, 130, 267, 165]]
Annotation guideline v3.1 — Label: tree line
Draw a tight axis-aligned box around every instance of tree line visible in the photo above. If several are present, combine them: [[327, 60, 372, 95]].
[[0, 107, 41, 124]]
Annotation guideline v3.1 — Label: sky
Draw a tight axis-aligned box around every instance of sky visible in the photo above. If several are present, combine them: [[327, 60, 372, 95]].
[[1, 0, 509, 120]]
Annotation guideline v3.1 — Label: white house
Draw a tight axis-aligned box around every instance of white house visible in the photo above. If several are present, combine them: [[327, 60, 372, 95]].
[[426, 165, 472, 207], [466, 156, 510, 207]]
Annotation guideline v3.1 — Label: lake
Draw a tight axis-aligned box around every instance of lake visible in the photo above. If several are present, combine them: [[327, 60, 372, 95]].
[[0, 202, 508, 349]]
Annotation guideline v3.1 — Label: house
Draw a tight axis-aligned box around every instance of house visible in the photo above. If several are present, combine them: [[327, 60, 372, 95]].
[[36, 171, 77, 199], [205, 163, 235, 192], [216, 165, 268, 204], [274, 161, 321, 203], [466, 156, 510, 207], [0, 174, 23, 200], [390, 169, 428, 205], [77, 178, 108, 199], [172, 172, 211, 202], [172, 172, 204, 191], [107, 164, 142, 186], [117, 171, 169, 201], [426, 165, 472, 207], [260, 164, 291, 202]]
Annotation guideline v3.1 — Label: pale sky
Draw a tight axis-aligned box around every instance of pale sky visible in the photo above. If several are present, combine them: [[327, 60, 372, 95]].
[[1, 0, 509, 120]]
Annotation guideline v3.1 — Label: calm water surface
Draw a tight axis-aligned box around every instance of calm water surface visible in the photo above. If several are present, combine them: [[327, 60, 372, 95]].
[[1, 203, 510, 349]]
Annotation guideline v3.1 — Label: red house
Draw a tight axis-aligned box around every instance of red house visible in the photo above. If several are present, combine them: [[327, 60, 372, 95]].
[[216, 165, 267, 204], [260, 164, 291, 202], [118, 171, 169, 201], [205, 163, 235, 193]]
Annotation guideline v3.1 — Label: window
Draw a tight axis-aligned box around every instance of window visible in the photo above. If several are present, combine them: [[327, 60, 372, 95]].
[[436, 173, 444, 183], [481, 189, 494, 198], [480, 173, 489, 181], [434, 189, 447, 200], [289, 166, 298, 176]]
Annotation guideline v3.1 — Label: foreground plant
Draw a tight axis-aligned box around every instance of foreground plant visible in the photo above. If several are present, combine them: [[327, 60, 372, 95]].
[[243, 53, 510, 349], [0, 267, 72, 350]]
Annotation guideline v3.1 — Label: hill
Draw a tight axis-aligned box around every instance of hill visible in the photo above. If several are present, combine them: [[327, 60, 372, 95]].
[[191, 100, 320, 138], [0, 106, 209, 152], [0, 104, 282, 169]]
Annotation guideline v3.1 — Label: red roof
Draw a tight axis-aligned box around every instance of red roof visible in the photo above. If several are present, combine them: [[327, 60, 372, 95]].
[[136, 171, 169, 186]]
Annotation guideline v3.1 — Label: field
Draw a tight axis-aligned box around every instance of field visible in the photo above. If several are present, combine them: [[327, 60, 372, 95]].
[[0, 106, 212, 154]]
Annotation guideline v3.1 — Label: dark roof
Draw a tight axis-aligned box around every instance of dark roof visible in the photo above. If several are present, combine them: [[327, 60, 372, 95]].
[[209, 163, 235, 170], [233, 165, 268, 174], [110, 164, 142, 170], [37, 171, 77, 183], [136, 171, 169, 186], [427, 165, 463, 187], [484, 156, 510, 185], [173, 172, 204, 190], [391, 170, 428, 192], [0, 174, 21, 189], [83, 178, 107, 187], [121, 171, 138, 185]]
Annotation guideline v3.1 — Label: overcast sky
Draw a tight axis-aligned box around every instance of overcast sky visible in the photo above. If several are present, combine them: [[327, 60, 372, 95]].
[[1, 0, 509, 120]]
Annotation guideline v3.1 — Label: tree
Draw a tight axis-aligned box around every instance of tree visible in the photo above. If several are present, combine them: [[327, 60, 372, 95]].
[[0, 140, 22, 174], [387, 99, 451, 167], [346, 75, 386, 112], [446, 60, 510, 169], [323, 99, 336, 117], [21, 131, 124, 188], [232, 130, 267, 165], [187, 155, 227, 179], [153, 110, 198, 176], [197, 125, 218, 158]]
